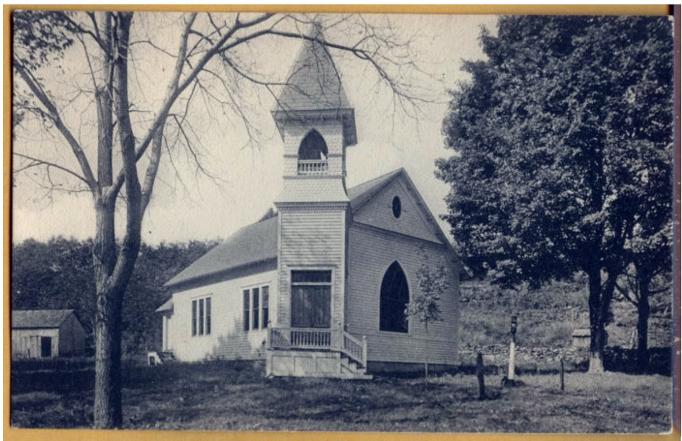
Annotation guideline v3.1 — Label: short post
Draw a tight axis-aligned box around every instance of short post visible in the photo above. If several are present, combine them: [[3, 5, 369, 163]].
[[508, 315, 518, 381], [265, 326, 271, 349], [476, 352, 486, 400], [362, 336, 368, 366], [333, 322, 342, 351], [560, 357, 565, 392]]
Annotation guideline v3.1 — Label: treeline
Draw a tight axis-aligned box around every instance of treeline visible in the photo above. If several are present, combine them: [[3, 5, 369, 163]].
[[12, 237, 217, 355]]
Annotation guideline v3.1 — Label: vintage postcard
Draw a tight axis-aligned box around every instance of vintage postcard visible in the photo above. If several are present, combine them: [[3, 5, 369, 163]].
[[6, 5, 678, 438]]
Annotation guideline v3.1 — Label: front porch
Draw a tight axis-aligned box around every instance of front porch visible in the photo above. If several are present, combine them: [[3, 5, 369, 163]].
[[265, 327, 371, 379]]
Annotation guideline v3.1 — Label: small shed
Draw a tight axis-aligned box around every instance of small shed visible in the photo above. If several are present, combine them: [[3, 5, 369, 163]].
[[11, 309, 86, 358]]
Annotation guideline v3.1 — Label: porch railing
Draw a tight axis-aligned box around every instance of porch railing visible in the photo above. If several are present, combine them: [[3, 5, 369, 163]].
[[268, 327, 332, 350], [341, 331, 367, 367], [267, 327, 367, 368], [298, 159, 328, 175]]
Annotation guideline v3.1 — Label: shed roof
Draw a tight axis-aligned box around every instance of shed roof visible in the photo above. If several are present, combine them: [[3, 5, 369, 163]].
[[164, 169, 404, 289], [12, 309, 76, 329]]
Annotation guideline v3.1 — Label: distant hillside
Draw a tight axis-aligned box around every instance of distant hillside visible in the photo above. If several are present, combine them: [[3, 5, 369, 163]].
[[459, 276, 672, 351]]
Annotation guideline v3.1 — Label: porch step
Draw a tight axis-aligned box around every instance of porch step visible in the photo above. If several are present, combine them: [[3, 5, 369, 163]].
[[266, 349, 372, 380]]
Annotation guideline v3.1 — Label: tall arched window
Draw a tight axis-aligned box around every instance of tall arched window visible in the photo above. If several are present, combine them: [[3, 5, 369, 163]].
[[297, 130, 329, 175], [298, 129, 328, 160], [379, 261, 409, 333]]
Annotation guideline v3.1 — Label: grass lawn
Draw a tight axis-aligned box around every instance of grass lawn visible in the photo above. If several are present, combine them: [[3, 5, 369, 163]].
[[11, 360, 672, 432]]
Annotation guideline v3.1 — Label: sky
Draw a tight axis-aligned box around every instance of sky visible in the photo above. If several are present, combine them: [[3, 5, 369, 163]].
[[12, 12, 498, 245]]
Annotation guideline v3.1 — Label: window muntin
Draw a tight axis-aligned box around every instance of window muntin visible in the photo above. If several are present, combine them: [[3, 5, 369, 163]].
[[243, 285, 270, 331], [379, 262, 409, 333], [291, 270, 331, 328], [191, 296, 212, 336]]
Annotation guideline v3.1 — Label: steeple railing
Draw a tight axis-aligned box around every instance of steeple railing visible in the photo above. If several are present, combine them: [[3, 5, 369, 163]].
[[298, 159, 328, 175]]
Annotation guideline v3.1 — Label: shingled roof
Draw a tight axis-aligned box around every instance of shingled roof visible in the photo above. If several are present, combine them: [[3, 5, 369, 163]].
[[276, 23, 351, 112], [12, 309, 77, 329], [272, 23, 357, 146], [164, 169, 405, 289], [164, 215, 279, 288]]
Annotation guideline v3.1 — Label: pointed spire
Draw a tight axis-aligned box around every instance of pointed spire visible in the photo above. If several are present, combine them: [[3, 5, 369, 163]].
[[275, 22, 351, 112], [272, 21, 357, 146]]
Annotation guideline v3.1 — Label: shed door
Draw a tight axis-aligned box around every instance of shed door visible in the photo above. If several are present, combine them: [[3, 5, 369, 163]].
[[40, 336, 52, 358]]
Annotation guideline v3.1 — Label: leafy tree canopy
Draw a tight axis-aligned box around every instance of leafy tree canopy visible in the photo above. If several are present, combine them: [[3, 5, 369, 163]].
[[438, 15, 673, 289], [437, 15, 673, 372]]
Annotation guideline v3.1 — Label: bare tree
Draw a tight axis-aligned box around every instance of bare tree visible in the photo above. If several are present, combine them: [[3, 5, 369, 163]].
[[12, 10, 428, 428]]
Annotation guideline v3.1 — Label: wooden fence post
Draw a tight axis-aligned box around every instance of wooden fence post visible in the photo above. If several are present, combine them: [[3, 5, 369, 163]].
[[476, 352, 486, 400], [560, 357, 565, 392]]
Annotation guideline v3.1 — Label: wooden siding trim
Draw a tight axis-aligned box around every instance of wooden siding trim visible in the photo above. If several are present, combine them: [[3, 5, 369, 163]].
[[351, 221, 444, 247], [346, 225, 460, 364], [396, 172, 463, 267], [275, 202, 349, 209]]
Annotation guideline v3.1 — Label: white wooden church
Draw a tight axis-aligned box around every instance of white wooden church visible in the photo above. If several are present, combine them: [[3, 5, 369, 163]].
[[156, 25, 461, 378]]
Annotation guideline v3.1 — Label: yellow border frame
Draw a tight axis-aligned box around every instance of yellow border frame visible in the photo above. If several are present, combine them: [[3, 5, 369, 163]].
[[3, 4, 678, 441]]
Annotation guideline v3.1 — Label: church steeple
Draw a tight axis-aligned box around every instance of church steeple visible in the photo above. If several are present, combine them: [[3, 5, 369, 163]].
[[272, 22, 357, 147], [272, 22, 357, 204]]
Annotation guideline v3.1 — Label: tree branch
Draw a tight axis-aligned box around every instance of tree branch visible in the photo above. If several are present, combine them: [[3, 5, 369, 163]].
[[15, 65, 98, 193], [13, 152, 91, 186]]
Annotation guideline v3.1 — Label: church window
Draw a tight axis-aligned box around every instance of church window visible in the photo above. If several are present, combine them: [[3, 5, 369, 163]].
[[291, 270, 332, 328], [392, 196, 402, 218], [298, 130, 329, 175], [379, 262, 409, 333], [192, 296, 211, 336]]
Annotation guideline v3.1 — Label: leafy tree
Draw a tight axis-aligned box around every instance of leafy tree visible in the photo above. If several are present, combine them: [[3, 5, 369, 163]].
[[406, 247, 447, 378], [13, 10, 423, 427], [437, 16, 673, 373], [11, 239, 216, 354], [12, 238, 96, 334]]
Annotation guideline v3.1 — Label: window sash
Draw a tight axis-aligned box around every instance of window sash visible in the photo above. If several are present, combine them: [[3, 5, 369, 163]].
[[291, 285, 331, 328], [243, 289, 250, 331], [198, 298, 205, 335], [292, 270, 331, 284], [252, 287, 260, 330], [242, 285, 270, 331], [191, 299, 197, 336], [205, 297, 211, 335], [262, 286, 269, 329]]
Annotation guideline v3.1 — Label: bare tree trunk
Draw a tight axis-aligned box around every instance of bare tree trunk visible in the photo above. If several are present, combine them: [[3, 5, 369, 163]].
[[93, 283, 124, 427], [636, 276, 650, 372], [93, 13, 144, 428]]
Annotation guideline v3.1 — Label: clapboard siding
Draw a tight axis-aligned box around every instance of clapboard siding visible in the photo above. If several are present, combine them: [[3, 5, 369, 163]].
[[167, 265, 277, 362], [11, 314, 86, 358], [282, 122, 345, 178], [12, 328, 59, 358], [353, 177, 442, 244], [277, 206, 347, 328], [277, 120, 348, 204], [347, 223, 460, 364]]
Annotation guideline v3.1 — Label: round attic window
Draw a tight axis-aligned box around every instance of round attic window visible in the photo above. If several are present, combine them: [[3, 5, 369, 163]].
[[392, 196, 402, 218]]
